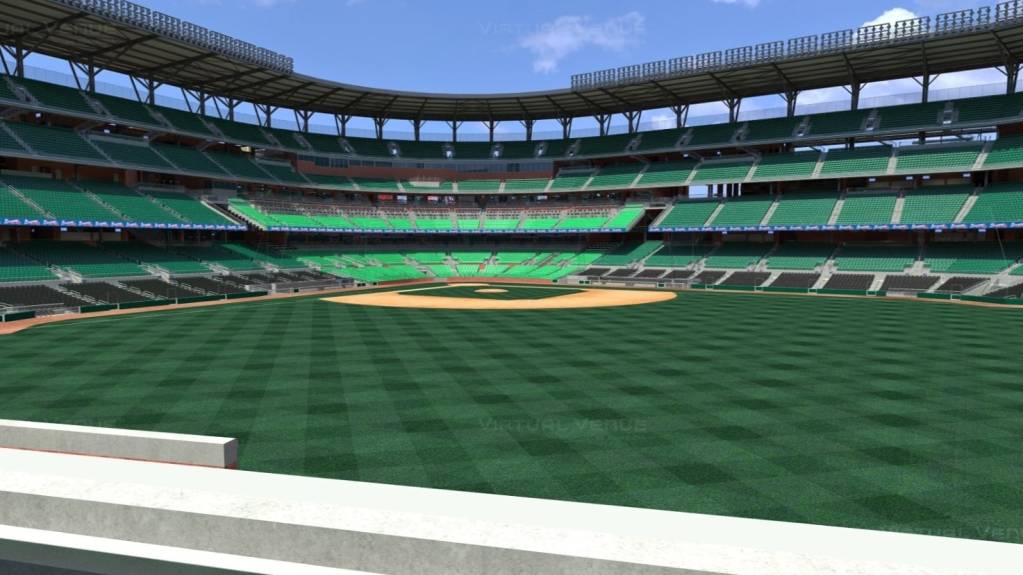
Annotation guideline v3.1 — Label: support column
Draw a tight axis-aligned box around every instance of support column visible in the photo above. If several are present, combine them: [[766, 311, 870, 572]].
[[0, 45, 30, 77], [670, 104, 690, 129], [69, 61, 100, 92], [519, 119, 535, 141], [373, 117, 388, 140], [623, 110, 642, 134], [446, 120, 463, 143], [556, 117, 573, 140], [847, 82, 866, 111], [410, 119, 424, 141], [782, 90, 799, 117], [129, 77, 161, 105], [724, 98, 742, 123], [483, 119, 498, 143], [1001, 61, 1020, 95], [295, 110, 314, 133], [253, 104, 277, 128], [594, 114, 611, 137], [914, 74, 938, 104], [335, 114, 352, 138]]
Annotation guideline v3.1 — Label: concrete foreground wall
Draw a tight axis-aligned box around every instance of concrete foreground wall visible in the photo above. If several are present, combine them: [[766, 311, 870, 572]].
[[1, 448, 1019, 575], [0, 420, 236, 468]]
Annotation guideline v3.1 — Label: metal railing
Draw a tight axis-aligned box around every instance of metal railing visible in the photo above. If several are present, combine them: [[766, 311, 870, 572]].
[[571, 1, 1020, 91]]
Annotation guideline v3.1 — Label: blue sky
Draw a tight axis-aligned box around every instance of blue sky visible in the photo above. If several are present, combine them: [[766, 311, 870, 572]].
[[13, 0, 1008, 137]]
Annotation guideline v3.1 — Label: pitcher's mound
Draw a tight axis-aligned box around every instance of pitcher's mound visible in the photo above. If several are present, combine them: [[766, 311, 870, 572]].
[[475, 288, 509, 294]]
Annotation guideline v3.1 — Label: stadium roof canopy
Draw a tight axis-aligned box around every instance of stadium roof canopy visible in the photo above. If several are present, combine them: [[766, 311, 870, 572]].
[[3, 0, 1023, 123]]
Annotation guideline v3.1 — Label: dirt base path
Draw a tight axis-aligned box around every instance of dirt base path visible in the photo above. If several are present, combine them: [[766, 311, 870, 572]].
[[323, 286, 676, 310]]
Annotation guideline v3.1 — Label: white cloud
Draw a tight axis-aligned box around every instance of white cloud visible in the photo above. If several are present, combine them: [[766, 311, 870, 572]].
[[862, 7, 918, 28], [518, 12, 645, 74], [712, 0, 761, 7]]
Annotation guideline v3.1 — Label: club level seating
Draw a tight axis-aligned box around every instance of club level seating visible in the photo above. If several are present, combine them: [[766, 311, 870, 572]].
[[204, 151, 273, 181], [594, 241, 662, 266], [894, 144, 981, 174], [709, 195, 775, 227], [604, 204, 645, 229], [768, 273, 821, 289], [933, 276, 987, 293], [924, 242, 1023, 274], [835, 191, 898, 225], [899, 186, 972, 225], [833, 245, 918, 272], [451, 252, 491, 263], [982, 135, 1023, 168], [644, 244, 711, 268], [962, 183, 1023, 223], [457, 179, 502, 192], [822, 274, 874, 291], [751, 151, 820, 181], [767, 191, 838, 226], [880, 276, 940, 292], [146, 190, 237, 226], [0, 245, 57, 283], [152, 144, 229, 176], [92, 139, 175, 170], [77, 181, 182, 224], [0, 176, 120, 222], [0, 177, 45, 219], [719, 271, 771, 287], [4, 122, 105, 161], [121, 279, 199, 299], [172, 245, 263, 271], [0, 123, 27, 154], [68, 282, 152, 304], [766, 244, 835, 270], [820, 146, 892, 177], [102, 242, 209, 275], [635, 161, 697, 187], [0, 284, 88, 308], [656, 199, 718, 228], [15, 242, 146, 278], [691, 270, 728, 285], [587, 165, 643, 188], [258, 162, 308, 185], [549, 172, 593, 191], [690, 159, 755, 183], [703, 243, 771, 269]]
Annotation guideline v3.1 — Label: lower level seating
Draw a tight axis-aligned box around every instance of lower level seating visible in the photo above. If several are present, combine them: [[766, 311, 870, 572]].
[[120, 279, 199, 299], [0, 285, 88, 308], [177, 276, 248, 295], [581, 267, 610, 277], [68, 282, 152, 304], [718, 272, 771, 287], [880, 276, 940, 292], [633, 269, 667, 279], [933, 276, 987, 294], [0, 246, 57, 282], [662, 270, 694, 281], [768, 273, 820, 289], [605, 269, 637, 278], [985, 283, 1023, 299], [692, 270, 728, 285], [822, 274, 875, 291]]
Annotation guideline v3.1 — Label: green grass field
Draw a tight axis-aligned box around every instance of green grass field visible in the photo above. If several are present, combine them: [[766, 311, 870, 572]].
[[1, 287, 1021, 544]]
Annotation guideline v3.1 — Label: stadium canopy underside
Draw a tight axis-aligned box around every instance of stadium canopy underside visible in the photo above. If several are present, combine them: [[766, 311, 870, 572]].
[[4, 0, 1023, 125]]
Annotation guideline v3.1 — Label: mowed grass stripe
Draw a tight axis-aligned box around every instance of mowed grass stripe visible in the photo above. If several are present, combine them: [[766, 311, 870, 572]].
[[0, 291, 1020, 543]]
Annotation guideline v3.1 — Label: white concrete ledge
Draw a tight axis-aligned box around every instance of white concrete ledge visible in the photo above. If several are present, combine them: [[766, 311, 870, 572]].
[[0, 420, 236, 468], [0, 448, 1019, 575], [0, 525, 377, 575]]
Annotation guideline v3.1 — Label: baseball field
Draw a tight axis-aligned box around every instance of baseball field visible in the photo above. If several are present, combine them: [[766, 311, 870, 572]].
[[1, 284, 1020, 544]]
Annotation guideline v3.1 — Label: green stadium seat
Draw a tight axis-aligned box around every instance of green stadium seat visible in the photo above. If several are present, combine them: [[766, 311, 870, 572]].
[[925, 242, 1023, 274], [80, 182, 184, 224], [656, 200, 719, 229], [962, 183, 1023, 224], [742, 117, 801, 142], [594, 241, 661, 266], [89, 92, 161, 126], [836, 191, 898, 225], [146, 190, 237, 226], [703, 243, 771, 269], [92, 139, 175, 170], [833, 245, 917, 272], [804, 109, 867, 136], [0, 176, 121, 223], [634, 128, 684, 151], [876, 101, 947, 131], [751, 151, 820, 181], [152, 144, 230, 175], [587, 165, 643, 189], [820, 146, 892, 176], [895, 144, 982, 174], [709, 195, 775, 227], [766, 244, 835, 270], [982, 136, 1023, 168], [15, 77, 97, 116], [204, 116, 272, 146], [0, 245, 58, 282], [502, 178, 550, 192], [768, 191, 838, 227], [691, 158, 755, 183], [4, 122, 106, 162], [152, 105, 216, 136], [457, 180, 502, 192], [17, 241, 147, 278], [687, 123, 740, 147], [899, 186, 972, 225]]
